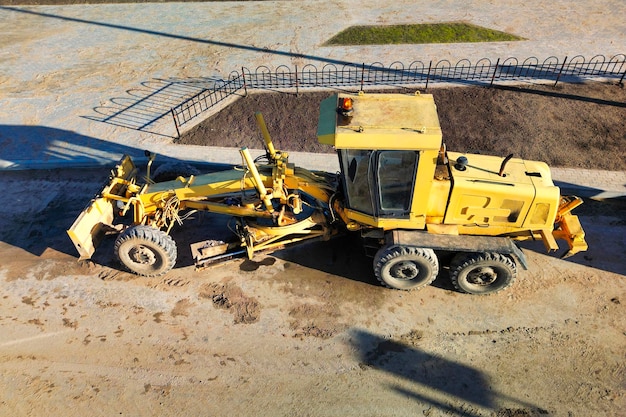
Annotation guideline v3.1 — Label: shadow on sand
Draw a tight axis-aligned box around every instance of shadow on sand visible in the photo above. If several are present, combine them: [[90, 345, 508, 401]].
[[348, 328, 548, 416], [0, 125, 220, 263]]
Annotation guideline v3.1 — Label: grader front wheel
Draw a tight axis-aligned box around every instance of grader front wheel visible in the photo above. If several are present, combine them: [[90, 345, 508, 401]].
[[374, 246, 439, 290], [114, 225, 177, 276]]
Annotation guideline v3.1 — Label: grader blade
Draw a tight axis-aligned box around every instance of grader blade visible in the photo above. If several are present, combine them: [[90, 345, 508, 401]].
[[67, 197, 115, 260]]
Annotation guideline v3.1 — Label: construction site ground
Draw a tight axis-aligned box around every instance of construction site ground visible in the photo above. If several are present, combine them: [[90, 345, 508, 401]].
[[1, 1, 625, 416], [0, 165, 625, 417]]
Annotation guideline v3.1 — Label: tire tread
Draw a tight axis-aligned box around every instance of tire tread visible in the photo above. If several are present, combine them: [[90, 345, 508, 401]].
[[114, 225, 177, 276], [450, 252, 516, 295], [373, 245, 439, 291]]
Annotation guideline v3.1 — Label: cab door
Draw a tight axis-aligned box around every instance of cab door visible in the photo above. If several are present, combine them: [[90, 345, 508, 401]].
[[339, 149, 418, 219]]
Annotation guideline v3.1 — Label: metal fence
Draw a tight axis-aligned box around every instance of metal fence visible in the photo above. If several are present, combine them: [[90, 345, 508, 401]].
[[171, 54, 626, 132], [171, 72, 245, 136]]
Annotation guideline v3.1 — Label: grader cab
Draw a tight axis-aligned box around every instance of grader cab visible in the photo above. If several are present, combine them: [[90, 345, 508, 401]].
[[317, 92, 586, 293], [68, 92, 587, 295]]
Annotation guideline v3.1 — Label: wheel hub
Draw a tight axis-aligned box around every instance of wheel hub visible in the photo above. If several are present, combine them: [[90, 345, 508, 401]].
[[466, 266, 497, 286], [390, 261, 419, 280], [129, 245, 156, 265]]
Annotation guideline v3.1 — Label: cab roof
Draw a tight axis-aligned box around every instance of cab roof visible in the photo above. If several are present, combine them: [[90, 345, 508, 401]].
[[317, 92, 443, 151]]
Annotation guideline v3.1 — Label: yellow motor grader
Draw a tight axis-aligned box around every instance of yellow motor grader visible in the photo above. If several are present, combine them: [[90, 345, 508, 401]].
[[68, 92, 587, 294]]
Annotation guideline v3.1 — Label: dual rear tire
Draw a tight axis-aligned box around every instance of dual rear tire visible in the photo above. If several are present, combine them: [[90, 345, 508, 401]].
[[374, 245, 516, 295], [374, 246, 439, 291]]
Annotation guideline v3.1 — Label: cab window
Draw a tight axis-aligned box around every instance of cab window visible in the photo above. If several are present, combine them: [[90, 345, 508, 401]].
[[376, 151, 417, 216], [340, 149, 374, 215]]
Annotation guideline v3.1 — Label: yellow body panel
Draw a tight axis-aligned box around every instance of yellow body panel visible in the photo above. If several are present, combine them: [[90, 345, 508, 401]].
[[317, 92, 584, 254], [444, 151, 560, 236]]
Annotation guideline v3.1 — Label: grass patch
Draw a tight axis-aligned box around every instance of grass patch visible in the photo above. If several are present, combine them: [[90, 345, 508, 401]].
[[324, 22, 524, 46]]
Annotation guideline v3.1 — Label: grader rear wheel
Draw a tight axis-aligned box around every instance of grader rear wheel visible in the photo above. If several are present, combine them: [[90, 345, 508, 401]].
[[114, 225, 177, 276], [450, 252, 516, 295], [374, 246, 439, 290]]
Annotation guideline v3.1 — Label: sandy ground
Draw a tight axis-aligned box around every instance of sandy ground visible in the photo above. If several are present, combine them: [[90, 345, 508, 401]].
[[0, 167, 624, 417]]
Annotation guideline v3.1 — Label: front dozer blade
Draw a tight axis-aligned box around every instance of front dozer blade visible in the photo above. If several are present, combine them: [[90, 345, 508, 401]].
[[67, 197, 115, 260]]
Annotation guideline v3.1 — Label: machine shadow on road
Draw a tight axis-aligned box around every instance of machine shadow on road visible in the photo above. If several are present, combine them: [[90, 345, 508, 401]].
[[272, 234, 380, 288], [348, 328, 548, 416], [0, 124, 219, 261], [0, 125, 149, 170], [0, 125, 152, 260]]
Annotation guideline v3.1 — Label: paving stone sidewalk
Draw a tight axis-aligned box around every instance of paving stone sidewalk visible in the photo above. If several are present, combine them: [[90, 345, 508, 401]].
[[0, 0, 624, 197]]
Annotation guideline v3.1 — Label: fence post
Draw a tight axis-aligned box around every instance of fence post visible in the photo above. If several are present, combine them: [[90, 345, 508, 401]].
[[360, 63, 365, 91], [554, 56, 568, 87], [295, 65, 299, 96], [241, 67, 248, 97], [425, 61, 432, 90], [619, 66, 626, 86], [171, 108, 180, 139], [490, 58, 500, 87]]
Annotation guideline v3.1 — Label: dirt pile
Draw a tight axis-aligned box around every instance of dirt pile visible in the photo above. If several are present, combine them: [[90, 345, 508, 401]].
[[180, 82, 626, 171]]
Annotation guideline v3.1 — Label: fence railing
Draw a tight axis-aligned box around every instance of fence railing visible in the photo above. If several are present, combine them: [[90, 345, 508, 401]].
[[171, 72, 245, 136], [171, 54, 626, 133]]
